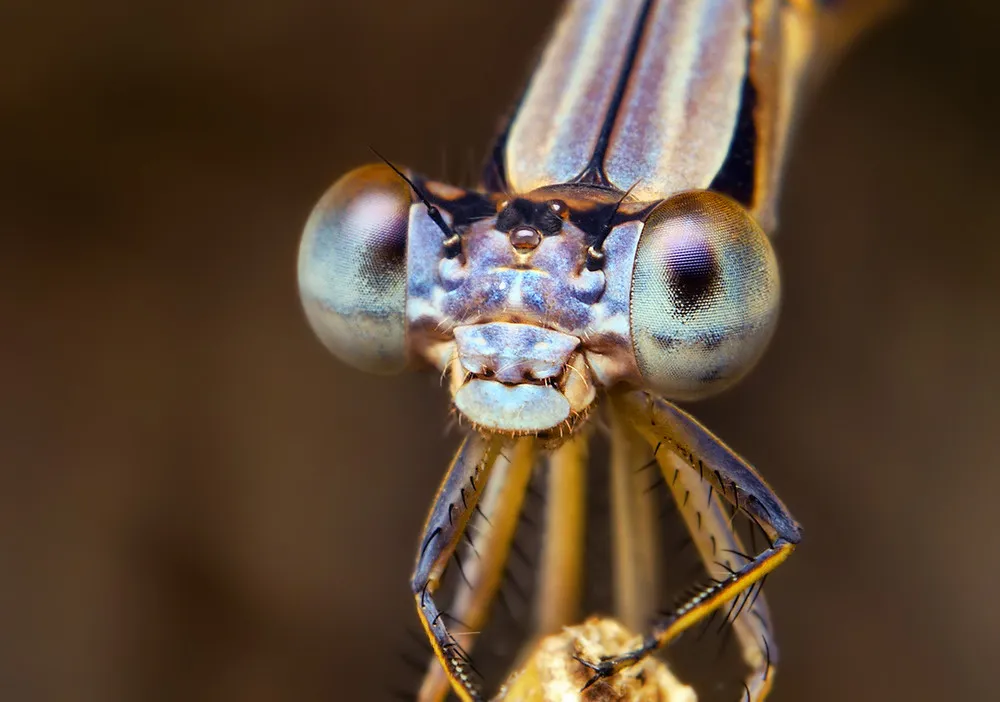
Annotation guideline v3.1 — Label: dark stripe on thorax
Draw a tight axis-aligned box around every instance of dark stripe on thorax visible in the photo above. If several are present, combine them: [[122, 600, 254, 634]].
[[572, 0, 658, 190]]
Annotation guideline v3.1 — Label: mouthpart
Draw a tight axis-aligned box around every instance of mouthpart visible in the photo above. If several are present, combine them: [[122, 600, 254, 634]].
[[447, 322, 597, 435]]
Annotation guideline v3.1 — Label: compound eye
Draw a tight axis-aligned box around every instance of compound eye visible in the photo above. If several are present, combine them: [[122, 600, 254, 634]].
[[630, 191, 780, 400], [297, 163, 410, 374]]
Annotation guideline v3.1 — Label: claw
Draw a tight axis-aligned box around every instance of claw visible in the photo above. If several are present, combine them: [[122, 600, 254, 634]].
[[571, 653, 628, 691], [499, 618, 696, 701], [571, 654, 605, 690]]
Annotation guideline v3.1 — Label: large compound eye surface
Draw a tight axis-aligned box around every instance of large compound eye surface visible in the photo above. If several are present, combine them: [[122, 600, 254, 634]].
[[630, 190, 780, 400], [297, 163, 410, 374]]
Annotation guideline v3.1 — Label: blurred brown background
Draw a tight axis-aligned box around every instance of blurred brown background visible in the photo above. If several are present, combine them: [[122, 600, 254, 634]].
[[2, 1, 998, 700]]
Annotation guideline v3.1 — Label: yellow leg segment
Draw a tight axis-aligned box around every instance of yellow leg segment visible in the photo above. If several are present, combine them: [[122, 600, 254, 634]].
[[535, 434, 589, 637], [572, 392, 802, 698], [608, 407, 661, 632], [658, 445, 781, 701]]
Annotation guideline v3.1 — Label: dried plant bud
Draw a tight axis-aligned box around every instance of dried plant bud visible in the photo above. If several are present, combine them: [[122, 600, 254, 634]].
[[495, 617, 697, 702]]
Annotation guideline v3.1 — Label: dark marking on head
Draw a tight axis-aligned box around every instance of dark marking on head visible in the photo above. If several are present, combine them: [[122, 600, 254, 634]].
[[421, 187, 497, 231], [496, 198, 565, 236]]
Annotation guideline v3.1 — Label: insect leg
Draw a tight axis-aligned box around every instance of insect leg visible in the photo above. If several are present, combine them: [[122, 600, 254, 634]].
[[417, 438, 537, 702], [411, 432, 505, 702], [535, 433, 589, 637], [573, 391, 801, 691], [660, 447, 778, 701], [609, 408, 661, 631]]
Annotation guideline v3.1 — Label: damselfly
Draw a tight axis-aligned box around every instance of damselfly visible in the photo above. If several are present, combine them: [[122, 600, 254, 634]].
[[298, 1, 893, 700]]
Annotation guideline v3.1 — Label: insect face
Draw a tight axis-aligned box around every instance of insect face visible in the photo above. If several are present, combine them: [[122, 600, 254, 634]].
[[299, 169, 779, 436], [429, 187, 615, 436]]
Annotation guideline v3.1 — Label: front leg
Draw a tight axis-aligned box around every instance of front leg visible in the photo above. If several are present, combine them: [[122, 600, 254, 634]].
[[658, 443, 781, 701], [576, 391, 802, 696], [418, 438, 538, 702], [410, 432, 505, 702]]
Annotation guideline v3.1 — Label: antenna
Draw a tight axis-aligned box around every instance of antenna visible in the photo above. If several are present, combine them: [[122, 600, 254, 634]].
[[369, 147, 461, 256], [586, 183, 637, 271]]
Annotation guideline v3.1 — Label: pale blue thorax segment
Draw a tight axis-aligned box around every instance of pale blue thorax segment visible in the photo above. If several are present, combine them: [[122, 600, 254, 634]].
[[504, 0, 749, 203]]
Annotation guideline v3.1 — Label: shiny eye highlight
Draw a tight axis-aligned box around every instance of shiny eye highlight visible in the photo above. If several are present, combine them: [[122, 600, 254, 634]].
[[630, 190, 780, 400], [297, 163, 411, 374], [547, 199, 569, 217]]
